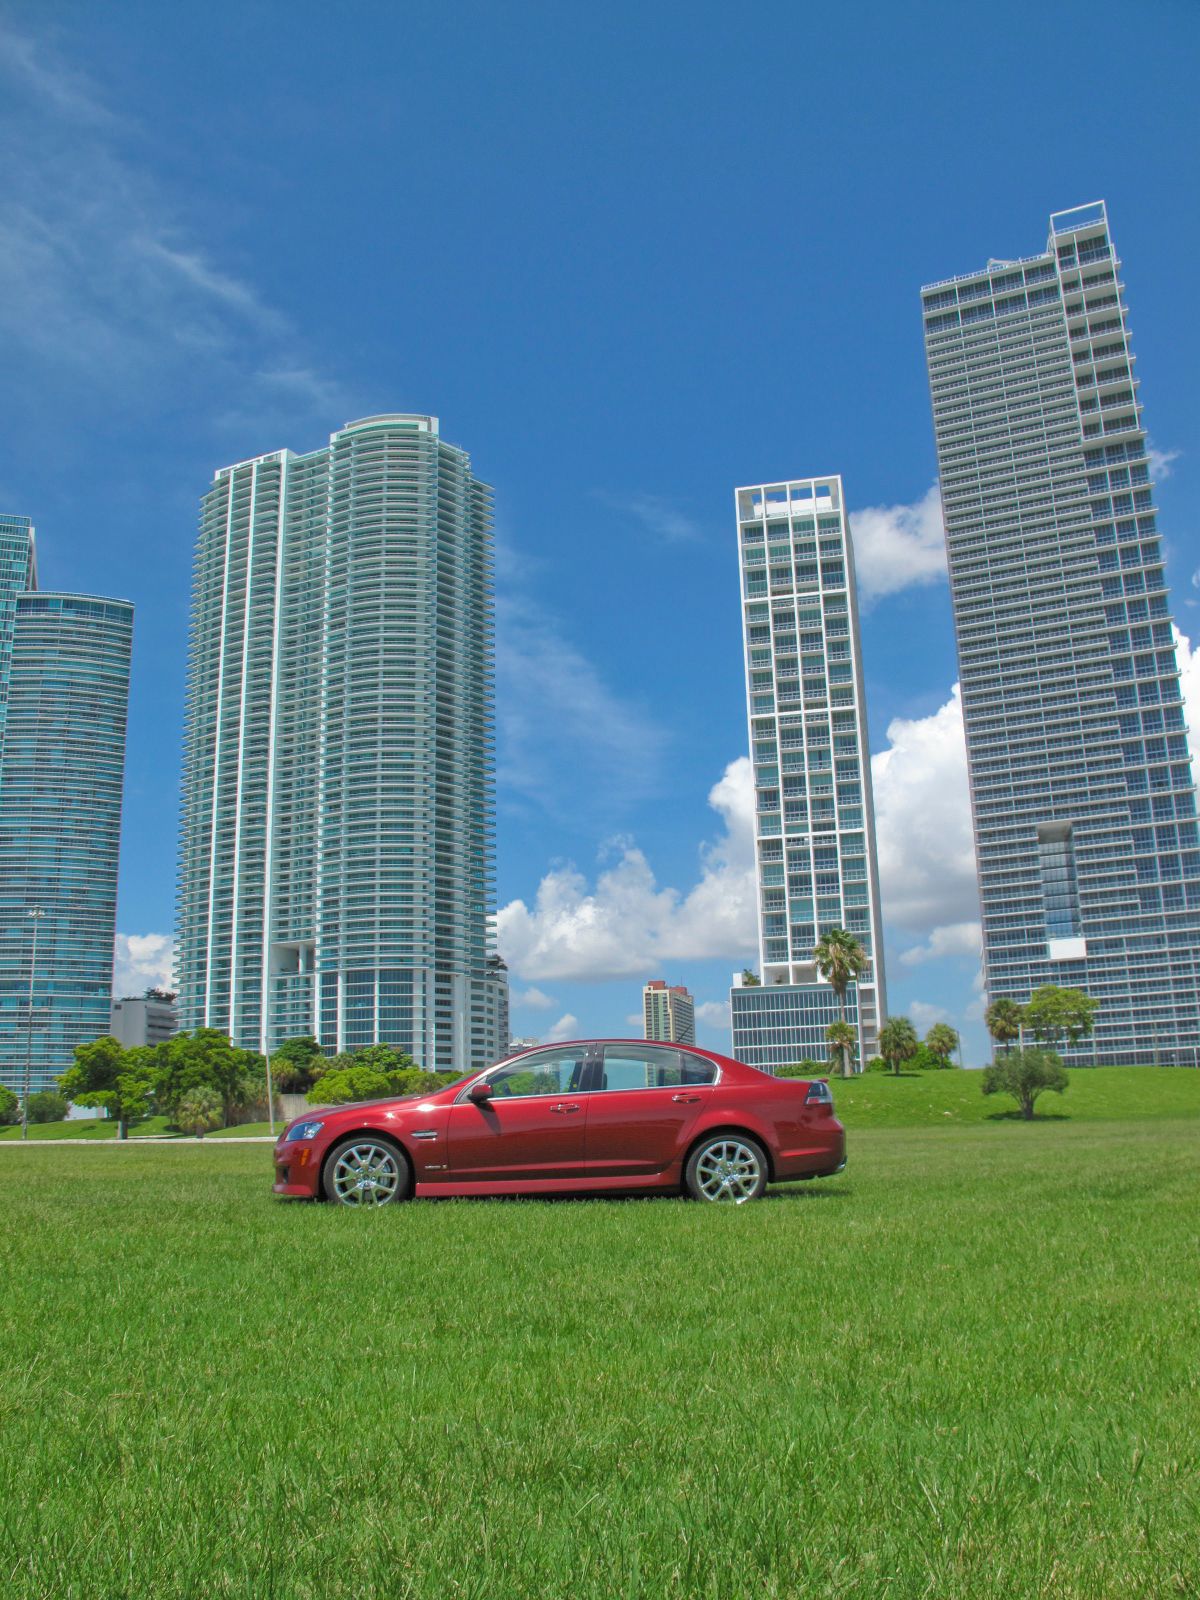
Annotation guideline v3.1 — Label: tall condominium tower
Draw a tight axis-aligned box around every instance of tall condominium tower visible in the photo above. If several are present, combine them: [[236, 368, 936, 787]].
[[730, 477, 887, 1071], [0, 515, 133, 1093], [643, 980, 696, 1044], [177, 415, 505, 1074], [922, 202, 1199, 1064]]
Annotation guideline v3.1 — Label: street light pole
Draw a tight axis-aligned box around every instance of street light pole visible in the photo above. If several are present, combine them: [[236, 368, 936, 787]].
[[20, 907, 44, 1142]]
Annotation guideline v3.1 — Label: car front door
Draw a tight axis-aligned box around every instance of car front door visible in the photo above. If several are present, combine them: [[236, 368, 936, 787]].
[[584, 1044, 715, 1178], [445, 1046, 596, 1182]]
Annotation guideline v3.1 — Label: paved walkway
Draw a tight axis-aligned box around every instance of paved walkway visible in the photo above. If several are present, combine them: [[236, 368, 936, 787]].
[[0, 1135, 276, 1146]]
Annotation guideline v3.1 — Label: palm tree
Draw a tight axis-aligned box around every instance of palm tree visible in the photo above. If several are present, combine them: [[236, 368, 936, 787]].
[[925, 1022, 960, 1068], [985, 998, 1023, 1057], [878, 1016, 919, 1076], [813, 927, 869, 1077], [825, 1021, 858, 1077]]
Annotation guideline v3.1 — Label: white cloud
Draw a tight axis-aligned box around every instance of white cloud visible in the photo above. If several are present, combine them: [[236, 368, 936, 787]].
[[624, 1011, 644, 1028], [598, 491, 702, 544], [496, 757, 757, 981], [909, 1000, 951, 1032], [513, 986, 556, 1012], [899, 921, 983, 967], [545, 1013, 580, 1043], [113, 933, 175, 998], [695, 999, 732, 1030], [1148, 445, 1181, 480], [1175, 627, 1200, 771], [496, 593, 666, 823], [871, 685, 981, 948], [849, 484, 947, 607], [0, 23, 345, 432]]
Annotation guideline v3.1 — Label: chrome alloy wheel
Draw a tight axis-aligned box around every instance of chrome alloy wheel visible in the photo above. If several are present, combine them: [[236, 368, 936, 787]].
[[330, 1141, 402, 1206], [693, 1139, 763, 1203]]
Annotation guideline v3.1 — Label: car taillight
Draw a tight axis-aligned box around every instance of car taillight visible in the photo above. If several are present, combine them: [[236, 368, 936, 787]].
[[804, 1080, 833, 1106]]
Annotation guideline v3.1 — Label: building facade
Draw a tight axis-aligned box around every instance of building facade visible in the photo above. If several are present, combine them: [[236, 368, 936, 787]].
[[110, 994, 179, 1049], [176, 415, 505, 1074], [729, 477, 887, 1071], [922, 202, 1200, 1064], [643, 980, 696, 1044], [0, 516, 133, 1094]]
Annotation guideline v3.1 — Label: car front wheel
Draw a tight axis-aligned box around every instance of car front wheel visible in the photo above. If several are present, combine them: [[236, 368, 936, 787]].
[[323, 1136, 411, 1206], [685, 1135, 768, 1203]]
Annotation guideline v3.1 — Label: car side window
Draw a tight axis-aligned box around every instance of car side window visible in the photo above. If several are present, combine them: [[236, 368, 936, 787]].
[[484, 1049, 590, 1098], [599, 1045, 717, 1090]]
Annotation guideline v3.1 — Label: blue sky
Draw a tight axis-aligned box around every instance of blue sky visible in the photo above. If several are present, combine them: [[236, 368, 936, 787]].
[[1, 0, 1197, 1064]]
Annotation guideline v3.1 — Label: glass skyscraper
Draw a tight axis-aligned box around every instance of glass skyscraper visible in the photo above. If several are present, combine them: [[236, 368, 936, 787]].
[[0, 515, 133, 1094], [730, 477, 887, 1071], [176, 414, 505, 1074], [922, 202, 1200, 1064]]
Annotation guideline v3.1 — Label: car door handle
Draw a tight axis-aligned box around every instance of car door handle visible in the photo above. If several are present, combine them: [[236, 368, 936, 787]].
[[550, 1103, 581, 1114], [671, 1093, 702, 1103]]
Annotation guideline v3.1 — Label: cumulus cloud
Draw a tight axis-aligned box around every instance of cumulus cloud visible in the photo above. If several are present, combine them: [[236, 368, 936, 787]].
[[849, 484, 947, 607], [545, 1013, 580, 1043], [1148, 445, 1180, 480], [909, 1000, 952, 1032], [899, 921, 983, 967], [871, 685, 981, 949], [496, 757, 757, 981], [695, 999, 732, 1030], [1176, 627, 1200, 771], [513, 986, 556, 1012], [113, 933, 175, 998]]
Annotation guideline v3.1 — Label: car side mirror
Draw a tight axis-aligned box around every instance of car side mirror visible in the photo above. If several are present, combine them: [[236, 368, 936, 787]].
[[468, 1080, 493, 1103]]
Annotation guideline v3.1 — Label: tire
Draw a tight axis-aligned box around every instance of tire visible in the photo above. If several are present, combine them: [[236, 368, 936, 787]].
[[685, 1134, 768, 1204], [322, 1135, 412, 1207]]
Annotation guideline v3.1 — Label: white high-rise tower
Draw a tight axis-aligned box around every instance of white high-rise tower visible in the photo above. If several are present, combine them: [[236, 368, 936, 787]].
[[176, 415, 505, 1073], [730, 476, 887, 1071]]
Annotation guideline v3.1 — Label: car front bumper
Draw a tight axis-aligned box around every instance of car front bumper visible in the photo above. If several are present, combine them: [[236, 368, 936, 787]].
[[273, 1141, 323, 1199]]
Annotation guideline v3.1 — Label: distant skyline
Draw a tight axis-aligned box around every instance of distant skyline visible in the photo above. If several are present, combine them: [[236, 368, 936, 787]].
[[0, 1, 1197, 1064]]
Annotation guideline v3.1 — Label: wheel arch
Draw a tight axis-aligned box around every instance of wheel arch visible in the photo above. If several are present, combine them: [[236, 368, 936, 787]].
[[683, 1123, 776, 1184], [318, 1126, 413, 1201]]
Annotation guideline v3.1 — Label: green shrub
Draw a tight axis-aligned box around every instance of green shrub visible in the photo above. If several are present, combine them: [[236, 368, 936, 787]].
[[0, 1085, 19, 1126], [308, 1067, 392, 1106], [982, 1047, 1068, 1120], [775, 1059, 826, 1079], [26, 1091, 68, 1124], [865, 1055, 886, 1073]]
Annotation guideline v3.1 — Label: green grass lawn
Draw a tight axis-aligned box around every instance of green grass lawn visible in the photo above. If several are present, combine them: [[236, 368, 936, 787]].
[[1, 1111, 1198, 1598], [831, 1063, 1200, 1129]]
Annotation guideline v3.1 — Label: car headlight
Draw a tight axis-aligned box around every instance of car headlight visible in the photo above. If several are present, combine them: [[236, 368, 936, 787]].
[[285, 1120, 325, 1142]]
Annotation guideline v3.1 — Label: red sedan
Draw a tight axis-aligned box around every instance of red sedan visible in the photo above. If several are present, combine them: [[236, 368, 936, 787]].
[[273, 1040, 845, 1206]]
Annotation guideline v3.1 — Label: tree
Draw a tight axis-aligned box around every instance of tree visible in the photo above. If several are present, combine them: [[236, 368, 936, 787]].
[[985, 998, 1023, 1056], [1024, 986, 1099, 1051], [813, 928, 869, 1077], [0, 1085, 18, 1126], [270, 1036, 325, 1093], [825, 1020, 858, 1077], [740, 969, 760, 987], [982, 1047, 1068, 1120], [26, 1090, 68, 1124], [59, 1037, 156, 1139], [176, 1086, 223, 1138], [355, 1043, 419, 1077], [878, 1016, 919, 1076], [925, 1023, 960, 1069], [155, 1030, 265, 1127], [308, 1066, 393, 1107]]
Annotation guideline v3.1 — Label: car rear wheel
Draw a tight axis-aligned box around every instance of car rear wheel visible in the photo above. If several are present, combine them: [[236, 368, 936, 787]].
[[685, 1135, 768, 1203], [323, 1136, 411, 1206]]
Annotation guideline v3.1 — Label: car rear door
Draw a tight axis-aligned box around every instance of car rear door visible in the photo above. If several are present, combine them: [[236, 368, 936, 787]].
[[583, 1044, 715, 1179], [444, 1045, 596, 1182]]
